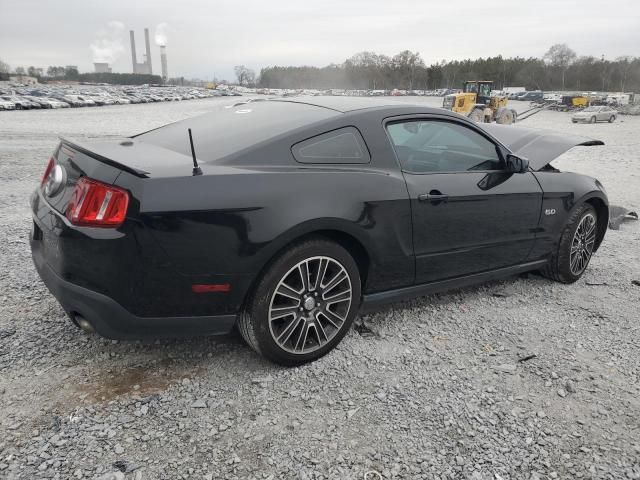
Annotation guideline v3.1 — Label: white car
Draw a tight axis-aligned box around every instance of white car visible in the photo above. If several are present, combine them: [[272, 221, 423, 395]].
[[572, 106, 617, 124], [76, 96, 97, 106], [0, 98, 16, 110], [544, 93, 562, 102]]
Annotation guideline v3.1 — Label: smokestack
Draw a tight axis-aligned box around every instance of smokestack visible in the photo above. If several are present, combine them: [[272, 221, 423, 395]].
[[144, 28, 153, 74], [129, 30, 137, 73], [160, 45, 168, 82]]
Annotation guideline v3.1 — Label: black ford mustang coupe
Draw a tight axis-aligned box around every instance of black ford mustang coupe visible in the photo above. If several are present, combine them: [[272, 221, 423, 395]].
[[31, 97, 608, 365]]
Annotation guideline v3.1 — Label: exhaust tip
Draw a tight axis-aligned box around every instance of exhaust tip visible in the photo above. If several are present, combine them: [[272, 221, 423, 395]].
[[74, 315, 96, 334]]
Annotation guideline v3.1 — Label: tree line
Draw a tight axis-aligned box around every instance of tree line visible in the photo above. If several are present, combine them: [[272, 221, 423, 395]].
[[257, 45, 640, 93]]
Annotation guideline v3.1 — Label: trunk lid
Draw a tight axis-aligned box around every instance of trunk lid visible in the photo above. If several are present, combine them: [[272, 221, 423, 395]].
[[479, 124, 604, 170]]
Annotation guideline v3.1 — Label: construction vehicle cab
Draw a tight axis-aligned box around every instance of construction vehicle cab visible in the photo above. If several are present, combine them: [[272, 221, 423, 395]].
[[443, 80, 517, 125], [563, 95, 589, 109], [464, 80, 492, 104]]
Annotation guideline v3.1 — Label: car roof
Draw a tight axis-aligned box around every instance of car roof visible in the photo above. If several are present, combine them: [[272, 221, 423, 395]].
[[136, 97, 449, 162], [271, 96, 434, 113]]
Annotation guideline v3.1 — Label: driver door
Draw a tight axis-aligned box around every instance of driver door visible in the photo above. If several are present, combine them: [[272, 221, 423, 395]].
[[386, 117, 543, 284]]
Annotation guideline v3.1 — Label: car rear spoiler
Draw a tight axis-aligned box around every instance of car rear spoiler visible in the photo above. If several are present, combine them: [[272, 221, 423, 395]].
[[60, 137, 151, 177], [479, 124, 604, 171]]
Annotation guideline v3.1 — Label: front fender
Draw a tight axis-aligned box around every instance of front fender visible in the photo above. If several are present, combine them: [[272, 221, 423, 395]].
[[530, 171, 608, 259]]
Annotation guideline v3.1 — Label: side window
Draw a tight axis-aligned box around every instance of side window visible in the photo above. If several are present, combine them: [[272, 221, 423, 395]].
[[386, 120, 503, 173], [292, 127, 370, 164]]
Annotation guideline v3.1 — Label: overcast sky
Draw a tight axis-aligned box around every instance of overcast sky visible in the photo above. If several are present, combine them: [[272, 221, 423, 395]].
[[1, 0, 638, 80]]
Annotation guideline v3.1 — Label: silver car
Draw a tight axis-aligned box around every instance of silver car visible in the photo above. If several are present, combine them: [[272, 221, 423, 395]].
[[572, 106, 617, 124]]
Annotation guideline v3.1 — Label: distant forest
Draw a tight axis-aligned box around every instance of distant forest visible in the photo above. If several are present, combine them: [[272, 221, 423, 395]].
[[257, 44, 640, 92]]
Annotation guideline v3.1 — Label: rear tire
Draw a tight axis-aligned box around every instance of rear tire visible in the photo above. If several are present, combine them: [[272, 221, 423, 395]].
[[590, 116, 597, 124], [238, 238, 361, 366], [609, 115, 615, 123], [541, 204, 598, 284]]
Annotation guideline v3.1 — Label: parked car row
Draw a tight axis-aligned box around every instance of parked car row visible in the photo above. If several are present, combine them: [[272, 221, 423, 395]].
[[0, 84, 240, 111]]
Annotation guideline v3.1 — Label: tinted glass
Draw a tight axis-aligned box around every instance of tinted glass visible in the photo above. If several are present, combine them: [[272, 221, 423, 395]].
[[137, 101, 338, 162], [387, 120, 502, 173], [292, 127, 370, 164]]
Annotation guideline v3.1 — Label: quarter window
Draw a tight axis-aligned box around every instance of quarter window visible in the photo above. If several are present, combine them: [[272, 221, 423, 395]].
[[386, 120, 502, 173], [292, 127, 370, 164]]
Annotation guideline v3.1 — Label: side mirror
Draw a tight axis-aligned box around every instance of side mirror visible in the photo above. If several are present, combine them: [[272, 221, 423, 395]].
[[506, 154, 529, 173]]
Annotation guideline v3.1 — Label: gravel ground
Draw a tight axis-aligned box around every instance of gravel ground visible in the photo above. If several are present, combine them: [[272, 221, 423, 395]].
[[0, 97, 639, 480]]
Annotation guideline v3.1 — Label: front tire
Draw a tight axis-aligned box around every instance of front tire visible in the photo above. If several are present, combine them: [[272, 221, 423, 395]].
[[238, 238, 361, 366], [590, 116, 597, 124], [468, 108, 485, 123], [542, 204, 598, 283]]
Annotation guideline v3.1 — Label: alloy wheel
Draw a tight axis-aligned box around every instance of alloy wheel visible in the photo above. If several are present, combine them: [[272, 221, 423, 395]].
[[268, 256, 353, 354], [570, 213, 596, 276]]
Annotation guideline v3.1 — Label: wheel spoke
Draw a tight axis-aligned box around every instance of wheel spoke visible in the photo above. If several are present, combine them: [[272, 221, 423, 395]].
[[314, 259, 328, 291], [315, 313, 329, 341], [293, 322, 310, 352], [324, 289, 351, 304], [570, 251, 580, 271], [276, 282, 302, 301], [270, 305, 300, 321], [322, 269, 347, 293], [321, 308, 346, 328], [298, 261, 311, 292], [584, 222, 596, 237], [277, 316, 303, 345]]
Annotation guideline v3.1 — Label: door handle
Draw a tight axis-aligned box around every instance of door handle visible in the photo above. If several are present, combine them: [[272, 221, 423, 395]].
[[418, 191, 449, 202]]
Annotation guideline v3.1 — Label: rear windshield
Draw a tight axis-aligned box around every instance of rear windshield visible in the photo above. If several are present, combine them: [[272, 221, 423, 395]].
[[136, 101, 338, 162]]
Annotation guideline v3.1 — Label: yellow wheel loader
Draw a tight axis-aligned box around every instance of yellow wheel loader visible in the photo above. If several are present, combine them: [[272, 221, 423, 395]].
[[442, 81, 517, 124]]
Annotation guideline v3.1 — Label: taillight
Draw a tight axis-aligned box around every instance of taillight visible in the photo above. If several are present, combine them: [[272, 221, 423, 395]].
[[41, 157, 55, 186], [66, 177, 129, 227]]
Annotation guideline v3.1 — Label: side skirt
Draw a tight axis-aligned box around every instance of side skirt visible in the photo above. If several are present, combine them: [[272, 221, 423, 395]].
[[360, 259, 548, 311]]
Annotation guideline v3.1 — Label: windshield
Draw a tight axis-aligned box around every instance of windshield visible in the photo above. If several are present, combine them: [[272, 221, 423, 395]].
[[478, 83, 491, 97], [583, 106, 599, 112]]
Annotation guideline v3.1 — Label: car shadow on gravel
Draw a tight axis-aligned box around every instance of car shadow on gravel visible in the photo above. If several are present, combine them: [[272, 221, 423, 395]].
[[11, 314, 283, 411], [69, 328, 279, 400]]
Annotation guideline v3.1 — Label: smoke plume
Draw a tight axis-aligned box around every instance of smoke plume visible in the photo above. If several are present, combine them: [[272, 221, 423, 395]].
[[155, 23, 169, 46], [90, 21, 125, 63]]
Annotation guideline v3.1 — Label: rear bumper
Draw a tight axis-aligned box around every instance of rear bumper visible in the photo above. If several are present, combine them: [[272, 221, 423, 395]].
[[31, 233, 237, 340]]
